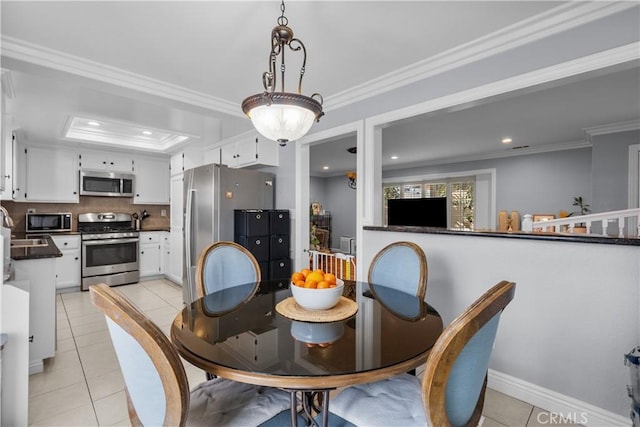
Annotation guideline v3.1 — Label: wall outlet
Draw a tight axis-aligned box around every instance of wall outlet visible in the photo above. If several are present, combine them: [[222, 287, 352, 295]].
[[161, 209, 167, 217], [27, 208, 36, 213]]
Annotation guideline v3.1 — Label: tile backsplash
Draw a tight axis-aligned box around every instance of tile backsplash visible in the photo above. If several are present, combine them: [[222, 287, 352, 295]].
[[1, 197, 170, 232]]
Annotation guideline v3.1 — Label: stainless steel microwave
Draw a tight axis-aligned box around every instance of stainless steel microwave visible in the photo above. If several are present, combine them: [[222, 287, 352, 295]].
[[26, 212, 72, 233], [79, 170, 135, 197]]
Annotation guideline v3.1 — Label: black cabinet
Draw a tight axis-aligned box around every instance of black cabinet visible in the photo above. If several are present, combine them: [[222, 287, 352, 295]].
[[234, 209, 291, 280]]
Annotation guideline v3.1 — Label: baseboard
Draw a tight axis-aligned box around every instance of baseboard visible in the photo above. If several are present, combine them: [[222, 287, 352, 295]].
[[29, 360, 43, 375], [488, 369, 630, 427]]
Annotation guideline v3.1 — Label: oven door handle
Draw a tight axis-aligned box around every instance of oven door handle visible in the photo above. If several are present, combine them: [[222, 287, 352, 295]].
[[82, 238, 140, 246]]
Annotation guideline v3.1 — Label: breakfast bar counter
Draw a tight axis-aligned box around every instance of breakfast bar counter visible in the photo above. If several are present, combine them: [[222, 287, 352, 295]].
[[364, 225, 640, 246]]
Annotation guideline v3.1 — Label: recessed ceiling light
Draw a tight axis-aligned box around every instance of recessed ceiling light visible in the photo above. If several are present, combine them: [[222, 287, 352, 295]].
[[87, 121, 100, 126], [502, 137, 513, 144], [391, 155, 399, 160], [142, 130, 152, 135], [323, 165, 329, 170]]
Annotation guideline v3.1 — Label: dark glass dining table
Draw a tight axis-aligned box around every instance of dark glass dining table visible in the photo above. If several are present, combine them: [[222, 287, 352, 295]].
[[170, 280, 443, 427]]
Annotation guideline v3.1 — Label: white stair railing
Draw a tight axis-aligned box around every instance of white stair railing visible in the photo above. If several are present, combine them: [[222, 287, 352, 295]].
[[524, 208, 640, 237], [309, 250, 357, 280]]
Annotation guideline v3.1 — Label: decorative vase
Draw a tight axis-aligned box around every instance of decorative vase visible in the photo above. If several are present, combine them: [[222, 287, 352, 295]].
[[510, 211, 520, 231], [498, 211, 508, 232]]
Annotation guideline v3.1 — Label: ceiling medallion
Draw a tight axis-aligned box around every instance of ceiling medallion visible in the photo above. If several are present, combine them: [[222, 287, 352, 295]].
[[241, 0, 324, 147]]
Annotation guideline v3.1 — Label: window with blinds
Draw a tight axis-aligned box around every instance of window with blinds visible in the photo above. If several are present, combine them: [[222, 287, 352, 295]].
[[383, 178, 475, 230]]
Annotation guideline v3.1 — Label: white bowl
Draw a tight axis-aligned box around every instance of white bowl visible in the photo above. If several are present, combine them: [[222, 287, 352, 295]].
[[290, 279, 344, 310], [290, 321, 344, 344]]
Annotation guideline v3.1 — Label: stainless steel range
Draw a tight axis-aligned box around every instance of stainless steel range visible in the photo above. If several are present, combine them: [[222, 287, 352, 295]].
[[78, 213, 139, 291]]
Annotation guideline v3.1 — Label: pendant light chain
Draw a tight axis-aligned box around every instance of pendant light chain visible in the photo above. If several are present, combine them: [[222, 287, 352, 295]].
[[241, 0, 324, 145]]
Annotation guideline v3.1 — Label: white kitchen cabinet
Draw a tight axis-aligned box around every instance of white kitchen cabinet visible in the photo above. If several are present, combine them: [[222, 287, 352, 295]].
[[167, 230, 183, 284], [139, 231, 162, 278], [22, 145, 79, 202], [0, 92, 10, 195], [171, 145, 205, 176], [1, 282, 29, 427], [170, 174, 183, 229], [221, 134, 279, 168], [50, 235, 81, 290], [167, 173, 183, 285], [11, 134, 26, 201], [79, 150, 134, 173], [161, 231, 170, 275], [0, 127, 14, 200], [12, 257, 56, 374], [133, 156, 170, 204]]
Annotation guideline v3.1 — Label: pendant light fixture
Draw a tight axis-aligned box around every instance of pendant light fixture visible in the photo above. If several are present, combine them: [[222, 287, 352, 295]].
[[241, 0, 324, 146]]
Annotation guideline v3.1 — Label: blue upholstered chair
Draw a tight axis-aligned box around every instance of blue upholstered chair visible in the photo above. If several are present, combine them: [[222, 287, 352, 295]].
[[368, 283, 428, 321], [89, 283, 292, 427], [195, 241, 261, 299], [368, 241, 428, 300], [324, 280, 516, 427]]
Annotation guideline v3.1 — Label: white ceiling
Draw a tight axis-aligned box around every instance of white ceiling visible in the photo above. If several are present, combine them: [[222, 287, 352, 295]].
[[1, 1, 638, 173]]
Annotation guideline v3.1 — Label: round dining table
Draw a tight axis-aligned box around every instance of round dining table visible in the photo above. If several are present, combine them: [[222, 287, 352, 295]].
[[170, 280, 443, 427]]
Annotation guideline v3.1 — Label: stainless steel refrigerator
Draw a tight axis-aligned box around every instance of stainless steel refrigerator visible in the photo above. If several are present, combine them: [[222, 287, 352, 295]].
[[183, 163, 274, 304]]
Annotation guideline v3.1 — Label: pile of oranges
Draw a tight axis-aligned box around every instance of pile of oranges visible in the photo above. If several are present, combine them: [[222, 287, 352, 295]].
[[291, 268, 338, 289]]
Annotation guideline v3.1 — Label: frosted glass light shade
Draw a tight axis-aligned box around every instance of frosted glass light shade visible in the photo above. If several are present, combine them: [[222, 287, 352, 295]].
[[242, 92, 323, 144], [250, 104, 316, 143]]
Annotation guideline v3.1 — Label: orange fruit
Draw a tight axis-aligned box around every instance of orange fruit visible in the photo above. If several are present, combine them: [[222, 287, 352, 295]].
[[314, 268, 324, 275], [294, 280, 306, 287], [317, 281, 329, 289], [323, 273, 336, 284], [301, 268, 311, 278], [306, 271, 325, 283], [291, 272, 304, 282], [304, 280, 318, 289], [328, 283, 337, 288]]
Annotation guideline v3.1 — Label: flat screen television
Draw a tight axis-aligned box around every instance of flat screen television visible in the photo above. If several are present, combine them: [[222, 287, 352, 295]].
[[387, 197, 447, 228]]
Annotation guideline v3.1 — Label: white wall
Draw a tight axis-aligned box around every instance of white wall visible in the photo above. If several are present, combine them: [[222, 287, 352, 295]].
[[383, 148, 592, 223], [362, 229, 639, 423]]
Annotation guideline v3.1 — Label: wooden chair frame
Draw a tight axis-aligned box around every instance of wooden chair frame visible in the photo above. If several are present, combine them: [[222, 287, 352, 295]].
[[368, 241, 428, 300], [422, 280, 516, 427], [195, 241, 261, 299], [89, 283, 190, 427]]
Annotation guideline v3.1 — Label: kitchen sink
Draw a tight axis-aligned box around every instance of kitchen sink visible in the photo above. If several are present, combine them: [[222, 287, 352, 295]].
[[10, 238, 49, 248]]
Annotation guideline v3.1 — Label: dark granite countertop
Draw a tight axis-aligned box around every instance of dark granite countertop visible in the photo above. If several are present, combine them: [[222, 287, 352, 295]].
[[10, 234, 63, 260], [138, 228, 170, 232], [363, 225, 640, 246]]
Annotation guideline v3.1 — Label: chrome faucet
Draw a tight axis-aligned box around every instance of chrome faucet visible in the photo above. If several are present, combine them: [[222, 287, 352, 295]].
[[0, 206, 14, 228]]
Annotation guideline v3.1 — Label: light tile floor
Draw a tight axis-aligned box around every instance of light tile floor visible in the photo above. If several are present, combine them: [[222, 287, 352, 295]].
[[28, 279, 578, 426]]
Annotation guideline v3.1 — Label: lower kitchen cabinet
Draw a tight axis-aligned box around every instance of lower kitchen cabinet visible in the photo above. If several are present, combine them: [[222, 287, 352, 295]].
[[166, 229, 183, 285], [11, 257, 56, 374], [51, 235, 81, 290], [139, 231, 162, 278], [162, 232, 169, 275]]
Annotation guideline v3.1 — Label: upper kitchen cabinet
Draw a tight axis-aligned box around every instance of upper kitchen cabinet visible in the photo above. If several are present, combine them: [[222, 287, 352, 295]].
[[133, 155, 170, 204], [17, 143, 79, 203], [220, 134, 279, 168], [79, 150, 134, 173], [0, 124, 14, 200], [170, 145, 205, 176]]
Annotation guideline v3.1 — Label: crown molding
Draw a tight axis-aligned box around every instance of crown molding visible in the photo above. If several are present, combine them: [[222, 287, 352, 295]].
[[0, 1, 636, 117], [584, 120, 640, 143], [0, 36, 243, 117], [325, 1, 637, 111]]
